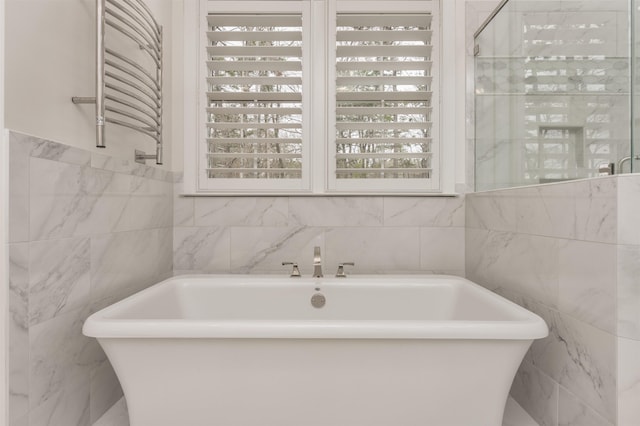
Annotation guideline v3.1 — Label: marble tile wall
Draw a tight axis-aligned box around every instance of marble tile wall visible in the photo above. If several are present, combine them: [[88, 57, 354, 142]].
[[616, 175, 640, 425], [7, 131, 174, 426], [173, 183, 466, 276], [10, 133, 637, 426], [466, 174, 640, 426]]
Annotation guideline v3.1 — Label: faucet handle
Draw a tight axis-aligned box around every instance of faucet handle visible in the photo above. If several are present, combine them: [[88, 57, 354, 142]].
[[336, 262, 355, 278], [282, 262, 301, 278]]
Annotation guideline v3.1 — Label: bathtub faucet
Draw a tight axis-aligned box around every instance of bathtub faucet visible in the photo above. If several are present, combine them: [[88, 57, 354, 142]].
[[313, 246, 323, 278]]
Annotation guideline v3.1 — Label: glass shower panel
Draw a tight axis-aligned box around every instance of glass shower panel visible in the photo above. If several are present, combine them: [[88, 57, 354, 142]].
[[475, 0, 630, 191]]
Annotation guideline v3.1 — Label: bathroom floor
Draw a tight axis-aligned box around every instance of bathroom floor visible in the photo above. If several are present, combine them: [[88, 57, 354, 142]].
[[94, 397, 539, 426]]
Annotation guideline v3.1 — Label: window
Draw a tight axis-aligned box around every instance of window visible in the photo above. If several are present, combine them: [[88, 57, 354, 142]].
[[329, 3, 438, 192], [189, 0, 439, 194]]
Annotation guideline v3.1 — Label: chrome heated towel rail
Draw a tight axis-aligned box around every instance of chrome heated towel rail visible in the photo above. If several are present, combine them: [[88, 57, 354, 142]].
[[73, 0, 163, 165]]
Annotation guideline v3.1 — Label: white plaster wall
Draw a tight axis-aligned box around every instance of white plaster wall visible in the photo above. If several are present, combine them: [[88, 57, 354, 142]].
[[171, 0, 184, 173], [4, 0, 176, 170]]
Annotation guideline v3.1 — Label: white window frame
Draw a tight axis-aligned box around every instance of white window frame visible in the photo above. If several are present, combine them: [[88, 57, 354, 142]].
[[195, 1, 312, 194], [183, 0, 450, 195]]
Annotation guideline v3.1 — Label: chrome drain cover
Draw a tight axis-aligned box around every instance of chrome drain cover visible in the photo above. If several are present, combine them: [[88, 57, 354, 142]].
[[311, 293, 326, 308]]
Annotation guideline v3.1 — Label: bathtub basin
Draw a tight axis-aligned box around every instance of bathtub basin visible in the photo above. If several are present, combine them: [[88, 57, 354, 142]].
[[83, 274, 547, 426]]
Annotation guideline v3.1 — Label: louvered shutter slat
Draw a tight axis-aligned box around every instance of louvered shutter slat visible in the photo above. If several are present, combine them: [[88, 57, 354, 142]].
[[335, 137, 431, 145], [336, 45, 432, 58], [336, 92, 431, 102], [207, 31, 302, 42], [337, 76, 432, 86], [337, 61, 431, 72], [207, 61, 302, 72], [336, 14, 432, 27], [337, 30, 431, 43], [207, 46, 302, 57]]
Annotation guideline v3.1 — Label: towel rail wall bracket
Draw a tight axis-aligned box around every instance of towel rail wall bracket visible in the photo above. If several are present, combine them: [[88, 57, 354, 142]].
[[72, 0, 163, 166]]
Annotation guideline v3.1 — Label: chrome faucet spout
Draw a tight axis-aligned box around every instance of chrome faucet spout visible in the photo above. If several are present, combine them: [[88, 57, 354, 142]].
[[313, 246, 323, 278]]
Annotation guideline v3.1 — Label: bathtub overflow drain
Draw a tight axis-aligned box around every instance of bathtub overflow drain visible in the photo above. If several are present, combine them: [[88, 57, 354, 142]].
[[311, 293, 326, 308]]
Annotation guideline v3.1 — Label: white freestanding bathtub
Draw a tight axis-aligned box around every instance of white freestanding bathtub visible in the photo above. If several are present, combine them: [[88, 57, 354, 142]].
[[83, 275, 548, 426]]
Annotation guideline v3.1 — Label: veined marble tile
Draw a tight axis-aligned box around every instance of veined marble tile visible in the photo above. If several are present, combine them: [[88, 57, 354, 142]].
[[31, 139, 91, 167], [465, 228, 512, 291], [618, 337, 640, 426], [522, 12, 619, 58], [90, 358, 123, 424], [9, 244, 29, 422], [195, 197, 288, 227], [93, 397, 129, 426], [9, 134, 31, 242], [30, 307, 92, 411], [618, 175, 640, 245], [510, 360, 558, 426], [155, 228, 174, 278], [29, 237, 91, 326], [91, 229, 172, 309], [474, 95, 516, 141], [290, 197, 383, 227], [79, 172, 131, 237], [173, 188, 194, 227], [116, 177, 173, 231], [526, 304, 616, 422], [502, 397, 540, 426], [574, 177, 617, 244], [173, 227, 231, 273], [474, 137, 520, 191], [11, 132, 91, 167], [130, 163, 158, 181], [466, 229, 559, 308], [558, 386, 612, 426], [420, 227, 465, 271], [29, 158, 114, 240], [618, 244, 640, 339], [32, 161, 171, 239], [383, 197, 464, 227], [231, 226, 324, 274], [478, 57, 629, 95], [90, 153, 118, 172], [465, 193, 516, 232], [464, 139, 475, 194], [29, 373, 90, 426], [557, 239, 616, 333], [9, 414, 29, 426], [516, 184, 578, 239], [91, 153, 173, 183], [325, 227, 420, 273]]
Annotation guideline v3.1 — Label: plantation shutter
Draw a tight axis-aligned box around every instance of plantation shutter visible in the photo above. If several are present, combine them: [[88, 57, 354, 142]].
[[331, 9, 438, 191], [203, 9, 310, 191]]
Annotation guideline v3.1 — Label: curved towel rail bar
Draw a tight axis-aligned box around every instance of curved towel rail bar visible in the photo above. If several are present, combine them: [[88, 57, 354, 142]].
[[72, 0, 163, 165], [105, 60, 160, 97]]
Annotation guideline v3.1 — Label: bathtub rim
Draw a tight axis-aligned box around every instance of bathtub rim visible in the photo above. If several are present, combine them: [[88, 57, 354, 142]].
[[83, 274, 549, 340]]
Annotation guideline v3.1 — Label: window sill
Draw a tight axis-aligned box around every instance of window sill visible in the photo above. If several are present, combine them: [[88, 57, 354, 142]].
[[177, 192, 461, 197]]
